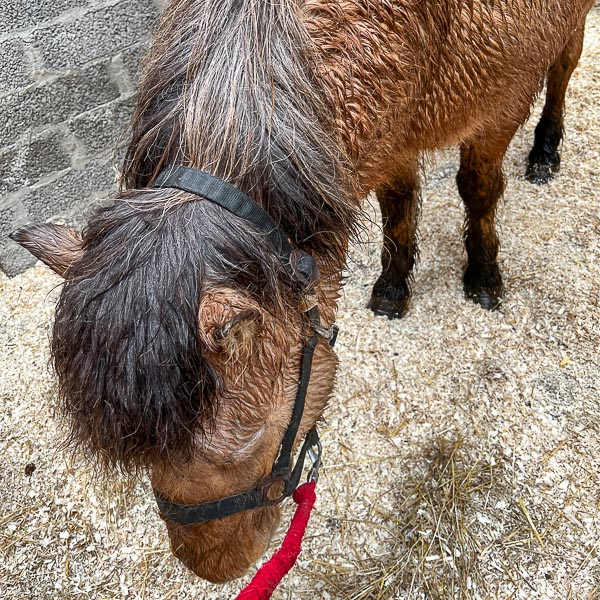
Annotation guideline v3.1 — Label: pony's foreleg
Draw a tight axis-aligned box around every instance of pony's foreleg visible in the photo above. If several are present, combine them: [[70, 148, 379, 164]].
[[367, 163, 420, 319], [526, 26, 585, 184], [457, 135, 511, 311]]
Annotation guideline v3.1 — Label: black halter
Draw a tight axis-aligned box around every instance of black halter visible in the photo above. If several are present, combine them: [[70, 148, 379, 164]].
[[150, 165, 337, 525]]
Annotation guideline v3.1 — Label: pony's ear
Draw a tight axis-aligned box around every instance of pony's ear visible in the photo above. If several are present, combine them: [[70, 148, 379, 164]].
[[199, 291, 263, 361], [10, 223, 83, 277]]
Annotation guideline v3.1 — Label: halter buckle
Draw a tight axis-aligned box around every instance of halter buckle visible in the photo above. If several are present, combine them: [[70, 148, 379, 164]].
[[302, 297, 338, 345], [306, 436, 323, 483], [257, 474, 291, 506]]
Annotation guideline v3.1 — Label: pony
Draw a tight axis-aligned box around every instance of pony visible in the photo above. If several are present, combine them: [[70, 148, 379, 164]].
[[12, 0, 593, 584]]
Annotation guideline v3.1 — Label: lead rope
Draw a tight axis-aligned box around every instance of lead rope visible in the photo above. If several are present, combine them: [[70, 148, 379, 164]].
[[235, 481, 317, 600]]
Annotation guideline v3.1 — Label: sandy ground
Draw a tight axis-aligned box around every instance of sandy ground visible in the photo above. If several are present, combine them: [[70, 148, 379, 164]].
[[1, 8, 599, 600]]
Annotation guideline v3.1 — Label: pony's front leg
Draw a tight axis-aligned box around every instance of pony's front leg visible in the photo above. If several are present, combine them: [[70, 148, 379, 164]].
[[457, 136, 510, 311], [526, 25, 585, 184], [368, 163, 420, 319]]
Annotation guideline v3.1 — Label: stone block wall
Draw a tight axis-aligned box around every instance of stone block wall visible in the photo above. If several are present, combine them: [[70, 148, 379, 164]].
[[0, 0, 165, 275]]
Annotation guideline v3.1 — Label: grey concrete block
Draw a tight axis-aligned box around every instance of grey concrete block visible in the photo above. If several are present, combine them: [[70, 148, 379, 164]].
[[0, 198, 35, 276], [0, 240, 38, 276], [0, 130, 72, 195], [0, 62, 121, 147], [23, 157, 117, 222], [0, 198, 33, 276], [25, 130, 73, 181], [121, 42, 149, 85], [0, 39, 33, 92], [0, 1, 35, 32], [69, 96, 134, 155], [31, 0, 158, 70], [0, 198, 30, 241], [0, 148, 20, 196], [0, 0, 88, 33]]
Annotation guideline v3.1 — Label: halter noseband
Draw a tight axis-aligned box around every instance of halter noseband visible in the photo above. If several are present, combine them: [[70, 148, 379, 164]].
[[150, 165, 337, 525]]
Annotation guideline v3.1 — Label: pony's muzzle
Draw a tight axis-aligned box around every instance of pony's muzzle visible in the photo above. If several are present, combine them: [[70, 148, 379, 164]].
[[163, 503, 281, 583]]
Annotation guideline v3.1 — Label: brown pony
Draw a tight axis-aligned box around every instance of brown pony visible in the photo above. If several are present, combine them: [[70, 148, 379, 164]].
[[12, 0, 593, 584]]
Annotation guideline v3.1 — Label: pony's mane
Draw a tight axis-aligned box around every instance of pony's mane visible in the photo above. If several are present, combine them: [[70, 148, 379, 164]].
[[53, 0, 358, 471], [123, 0, 358, 265]]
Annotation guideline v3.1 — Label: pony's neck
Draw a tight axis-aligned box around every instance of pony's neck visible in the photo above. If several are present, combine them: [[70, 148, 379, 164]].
[[123, 0, 359, 267]]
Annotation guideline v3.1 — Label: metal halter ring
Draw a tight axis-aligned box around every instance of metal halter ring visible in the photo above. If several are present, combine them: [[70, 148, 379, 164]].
[[306, 436, 322, 483]]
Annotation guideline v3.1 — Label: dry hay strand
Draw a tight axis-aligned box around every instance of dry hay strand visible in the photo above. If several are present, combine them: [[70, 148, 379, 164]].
[[327, 436, 492, 600], [305, 435, 599, 600]]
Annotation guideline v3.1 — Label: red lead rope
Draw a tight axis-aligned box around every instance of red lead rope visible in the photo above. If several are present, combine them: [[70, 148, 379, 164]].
[[235, 481, 317, 600]]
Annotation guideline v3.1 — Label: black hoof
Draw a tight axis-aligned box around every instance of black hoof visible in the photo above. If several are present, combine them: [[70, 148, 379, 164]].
[[367, 292, 410, 319], [367, 278, 410, 319], [463, 263, 503, 311], [526, 146, 560, 185], [525, 160, 560, 185], [464, 287, 503, 310]]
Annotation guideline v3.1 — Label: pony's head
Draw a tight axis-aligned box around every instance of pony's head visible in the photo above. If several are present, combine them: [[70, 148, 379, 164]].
[[12, 0, 360, 583], [11, 186, 340, 582]]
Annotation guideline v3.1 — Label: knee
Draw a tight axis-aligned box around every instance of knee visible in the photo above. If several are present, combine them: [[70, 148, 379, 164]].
[[456, 163, 505, 210]]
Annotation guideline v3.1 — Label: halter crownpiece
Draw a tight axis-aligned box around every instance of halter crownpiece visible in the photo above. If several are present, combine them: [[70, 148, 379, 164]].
[[150, 165, 338, 524], [152, 166, 321, 290]]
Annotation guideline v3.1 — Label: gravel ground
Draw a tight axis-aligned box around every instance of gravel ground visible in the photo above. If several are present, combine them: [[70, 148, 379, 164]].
[[1, 8, 599, 600]]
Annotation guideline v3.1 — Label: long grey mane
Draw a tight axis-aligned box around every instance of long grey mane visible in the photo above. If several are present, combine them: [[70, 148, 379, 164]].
[[123, 0, 358, 263]]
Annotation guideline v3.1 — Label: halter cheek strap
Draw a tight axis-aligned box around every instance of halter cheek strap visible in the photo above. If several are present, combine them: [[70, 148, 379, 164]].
[[154, 336, 320, 525], [150, 165, 338, 525]]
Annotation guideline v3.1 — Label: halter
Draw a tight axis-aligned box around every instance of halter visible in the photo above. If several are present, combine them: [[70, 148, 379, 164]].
[[150, 165, 337, 525]]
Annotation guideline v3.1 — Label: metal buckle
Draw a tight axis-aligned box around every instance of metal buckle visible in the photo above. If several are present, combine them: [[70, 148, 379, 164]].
[[302, 299, 338, 343], [306, 436, 322, 483], [313, 322, 337, 342], [258, 474, 289, 506]]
